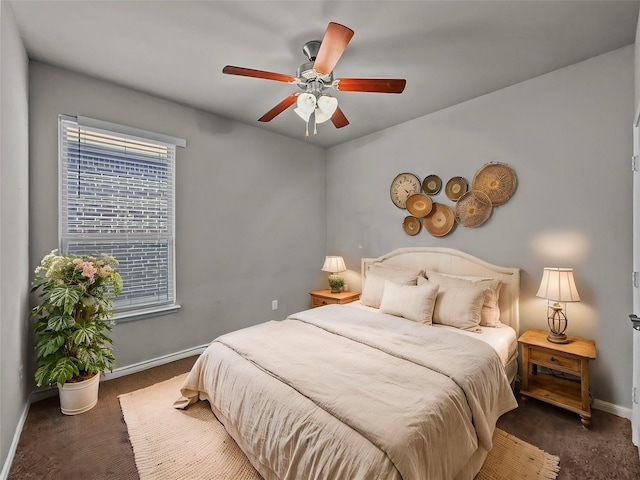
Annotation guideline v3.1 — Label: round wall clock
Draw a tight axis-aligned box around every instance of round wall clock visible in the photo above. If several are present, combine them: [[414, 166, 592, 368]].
[[390, 173, 421, 209]]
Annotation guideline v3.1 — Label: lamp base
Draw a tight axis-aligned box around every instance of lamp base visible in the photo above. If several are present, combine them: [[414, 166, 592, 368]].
[[547, 331, 569, 344], [547, 305, 569, 344]]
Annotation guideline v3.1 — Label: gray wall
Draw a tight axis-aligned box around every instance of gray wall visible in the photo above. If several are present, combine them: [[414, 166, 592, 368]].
[[0, 1, 30, 474], [28, 62, 326, 368], [327, 46, 634, 409], [636, 13, 640, 105]]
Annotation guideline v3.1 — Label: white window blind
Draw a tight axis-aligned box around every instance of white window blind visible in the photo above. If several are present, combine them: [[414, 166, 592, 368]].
[[59, 116, 183, 317]]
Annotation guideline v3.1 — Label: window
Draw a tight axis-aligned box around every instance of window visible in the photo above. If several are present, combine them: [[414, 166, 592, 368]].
[[58, 115, 185, 320]]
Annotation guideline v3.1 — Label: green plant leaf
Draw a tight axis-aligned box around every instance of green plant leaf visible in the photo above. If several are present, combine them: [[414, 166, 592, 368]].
[[35, 364, 55, 387], [81, 295, 97, 307], [51, 357, 80, 385], [49, 286, 82, 315], [72, 322, 98, 346], [46, 313, 75, 332], [33, 319, 50, 334], [35, 333, 66, 359]]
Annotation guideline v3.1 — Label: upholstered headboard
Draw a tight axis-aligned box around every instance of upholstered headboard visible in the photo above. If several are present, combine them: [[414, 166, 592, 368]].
[[361, 247, 520, 334]]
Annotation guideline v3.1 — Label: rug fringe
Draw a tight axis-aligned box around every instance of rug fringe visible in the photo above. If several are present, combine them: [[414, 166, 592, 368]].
[[540, 454, 560, 480]]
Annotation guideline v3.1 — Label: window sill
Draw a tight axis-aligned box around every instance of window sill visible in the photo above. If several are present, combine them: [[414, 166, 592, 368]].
[[114, 304, 181, 323]]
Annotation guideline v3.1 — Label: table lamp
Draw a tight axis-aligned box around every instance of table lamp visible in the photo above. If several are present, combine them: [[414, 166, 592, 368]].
[[322, 256, 346, 293], [536, 267, 581, 344]]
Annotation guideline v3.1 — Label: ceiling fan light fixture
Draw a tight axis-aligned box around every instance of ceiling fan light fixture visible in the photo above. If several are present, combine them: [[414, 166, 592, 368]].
[[295, 93, 316, 115], [294, 93, 318, 136], [315, 95, 338, 124]]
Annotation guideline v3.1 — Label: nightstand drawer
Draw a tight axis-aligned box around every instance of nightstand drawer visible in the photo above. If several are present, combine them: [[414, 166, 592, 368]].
[[312, 296, 339, 307], [309, 290, 360, 308], [530, 348, 579, 372]]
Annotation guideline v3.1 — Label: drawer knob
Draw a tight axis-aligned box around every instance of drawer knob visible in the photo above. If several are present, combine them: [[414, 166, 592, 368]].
[[550, 356, 556, 362], [322, 301, 327, 305]]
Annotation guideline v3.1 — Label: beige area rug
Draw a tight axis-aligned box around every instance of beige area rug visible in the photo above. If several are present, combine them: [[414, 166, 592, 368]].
[[119, 373, 559, 480]]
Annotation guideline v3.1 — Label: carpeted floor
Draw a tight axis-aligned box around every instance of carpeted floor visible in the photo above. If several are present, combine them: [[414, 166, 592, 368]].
[[8, 356, 640, 480]]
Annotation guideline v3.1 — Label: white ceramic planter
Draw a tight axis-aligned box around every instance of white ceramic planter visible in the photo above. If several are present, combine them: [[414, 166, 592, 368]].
[[58, 372, 100, 415]]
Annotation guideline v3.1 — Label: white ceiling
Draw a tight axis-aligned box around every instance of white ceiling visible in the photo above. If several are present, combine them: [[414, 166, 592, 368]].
[[9, 0, 639, 148]]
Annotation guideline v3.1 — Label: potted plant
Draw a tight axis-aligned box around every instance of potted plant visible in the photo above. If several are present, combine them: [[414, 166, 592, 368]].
[[328, 275, 345, 293], [30, 250, 123, 415]]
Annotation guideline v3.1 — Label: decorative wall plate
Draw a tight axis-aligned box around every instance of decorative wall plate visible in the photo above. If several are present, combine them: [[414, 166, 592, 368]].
[[422, 175, 442, 195], [406, 193, 433, 218], [390, 173, 422, 209], [423, 203, 455, 237], [455, 190, 493, 227], [445, 176, 468, 201], [472, 163, 517, 206], [402, 216, 421, 236]]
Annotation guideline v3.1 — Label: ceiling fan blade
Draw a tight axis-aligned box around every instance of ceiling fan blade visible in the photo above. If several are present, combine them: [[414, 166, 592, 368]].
[[334, 78, 406, 94], [258, 94, 298, 122], [223, 65, 297, 83], [313, 22, 354, 75], [331, 107, 349, 129]]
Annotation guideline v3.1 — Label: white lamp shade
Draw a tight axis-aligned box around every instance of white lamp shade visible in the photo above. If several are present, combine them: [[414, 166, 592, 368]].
[[294, 107, 312, 122], [321, 256, 346, 274], [294, 93, 317, 123], [314, 109, 332, 124], [315, 95, 338, 124], [295, 93, 316, 114], [536, 267, 581, 302]]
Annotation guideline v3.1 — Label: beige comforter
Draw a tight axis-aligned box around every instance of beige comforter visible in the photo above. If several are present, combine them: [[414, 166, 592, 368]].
[[175, 305, 517, 480]]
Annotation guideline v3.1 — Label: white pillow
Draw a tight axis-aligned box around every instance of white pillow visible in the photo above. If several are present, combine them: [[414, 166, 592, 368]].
[[379, 280, 439, 324], [425, 271, 502, 327], [431, 284, 488, 332], [360, 266, 423, 308]]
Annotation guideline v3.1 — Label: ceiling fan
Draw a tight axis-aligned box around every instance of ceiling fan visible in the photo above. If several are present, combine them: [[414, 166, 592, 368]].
[[222, 22, 407, 136]]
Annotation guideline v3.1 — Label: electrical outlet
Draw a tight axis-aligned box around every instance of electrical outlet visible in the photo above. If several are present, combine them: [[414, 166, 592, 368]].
[[272, 300, 278, 310]]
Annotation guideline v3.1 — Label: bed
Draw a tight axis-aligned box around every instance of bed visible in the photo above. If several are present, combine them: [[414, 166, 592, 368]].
[[175, 247, 520, 480]]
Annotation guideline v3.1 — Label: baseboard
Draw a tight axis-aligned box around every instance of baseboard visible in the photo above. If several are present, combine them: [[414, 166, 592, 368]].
[[593, 398, 632, 420], [24, 344, 209, 404], [0, 399, 31, 480], [0, 344, 207, 480], [103, 344, 207, 380]]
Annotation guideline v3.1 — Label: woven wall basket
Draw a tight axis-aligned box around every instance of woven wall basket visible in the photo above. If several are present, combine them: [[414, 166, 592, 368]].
[[423, 202, 455, 237], [472, 162, 517, 206], [406, 193, 433, 218], [402, 215, 421, 236], [455, 190, 493, 228]]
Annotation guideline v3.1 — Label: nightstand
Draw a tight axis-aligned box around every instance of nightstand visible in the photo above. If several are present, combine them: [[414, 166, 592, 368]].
[[309, 290, 360, 308], [518, 328, 596, 428]]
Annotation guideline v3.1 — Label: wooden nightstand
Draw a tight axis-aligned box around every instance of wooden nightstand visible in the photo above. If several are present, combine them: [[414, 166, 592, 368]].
[[518, 328, 596, 428], [309, 290, 360, 308]]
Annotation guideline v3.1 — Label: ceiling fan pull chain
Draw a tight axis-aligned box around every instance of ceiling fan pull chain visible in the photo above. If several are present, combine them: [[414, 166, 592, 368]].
[[312, 110, 317, 136], [305, 119, 310, 137]]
